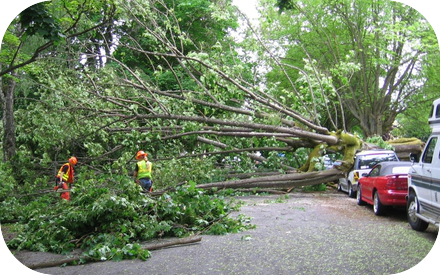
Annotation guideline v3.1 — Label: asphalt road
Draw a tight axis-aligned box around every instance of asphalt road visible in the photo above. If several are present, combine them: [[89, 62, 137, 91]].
[[11, 190, 439, 275]]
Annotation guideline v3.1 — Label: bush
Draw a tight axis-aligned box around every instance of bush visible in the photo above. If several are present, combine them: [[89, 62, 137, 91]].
[[0, 162, 16, 201], [4, 171, 254, 261]]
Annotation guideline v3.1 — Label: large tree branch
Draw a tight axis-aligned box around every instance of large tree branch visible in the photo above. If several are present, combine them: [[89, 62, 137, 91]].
[[127, 113, 338, 145], [195, 169, 344, 190], [111, 44, 329, 134], [196, 136, 296, 171], [161, 130, 293, 140]]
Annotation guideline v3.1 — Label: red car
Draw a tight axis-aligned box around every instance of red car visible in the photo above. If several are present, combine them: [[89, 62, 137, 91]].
[[357, 161, 412, 216]]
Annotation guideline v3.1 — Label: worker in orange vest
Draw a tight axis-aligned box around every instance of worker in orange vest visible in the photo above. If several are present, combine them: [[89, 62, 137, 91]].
[[54, 156, 78, 201]]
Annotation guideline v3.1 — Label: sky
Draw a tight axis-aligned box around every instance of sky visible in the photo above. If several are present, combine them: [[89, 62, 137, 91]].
[[233, 0, 260, 20]]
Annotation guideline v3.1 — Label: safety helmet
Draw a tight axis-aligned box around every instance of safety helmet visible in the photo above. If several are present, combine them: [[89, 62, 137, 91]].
[[136, 150, 147, 160], [69, 156, 78, 165]]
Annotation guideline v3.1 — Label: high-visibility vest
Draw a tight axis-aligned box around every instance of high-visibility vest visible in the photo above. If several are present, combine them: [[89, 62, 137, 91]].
[[137, 160, 152, 180], [57, 163, 74, 183]]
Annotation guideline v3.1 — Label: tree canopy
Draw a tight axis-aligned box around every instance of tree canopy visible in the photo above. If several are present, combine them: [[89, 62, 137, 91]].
[[260, 0, 440, 137]]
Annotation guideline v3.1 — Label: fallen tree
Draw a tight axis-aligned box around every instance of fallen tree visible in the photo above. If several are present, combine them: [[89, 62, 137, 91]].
[[23, 0, 427, 190], [388, 138, 424, 160], [196, 169, 344, 190], [25, 236, 203, 270], [150, 169, 344, 196]]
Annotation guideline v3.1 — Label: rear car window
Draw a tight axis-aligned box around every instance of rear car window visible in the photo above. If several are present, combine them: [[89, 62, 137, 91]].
[[358, 154, 398, 169], [391, 167, 410, 174]]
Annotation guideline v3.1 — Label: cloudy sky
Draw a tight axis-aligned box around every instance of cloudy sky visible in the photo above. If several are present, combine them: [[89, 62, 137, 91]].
[[233, 0, 259, 19]]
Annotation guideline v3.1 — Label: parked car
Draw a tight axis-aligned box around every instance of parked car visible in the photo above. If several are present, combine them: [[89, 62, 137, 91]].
[[407, 98, 440, 231], [338, 150, 400, 198], [357, 161, 412, 215]]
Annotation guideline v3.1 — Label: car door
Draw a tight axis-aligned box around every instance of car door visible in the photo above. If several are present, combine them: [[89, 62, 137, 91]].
[[429, 136, 440, 219], [363, 166, 380, 201], [418, 137, 437, 214]]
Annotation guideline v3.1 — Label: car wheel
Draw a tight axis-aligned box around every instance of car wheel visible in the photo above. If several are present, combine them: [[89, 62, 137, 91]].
[[348, 182, 356, 198], [373, 191, 386, 216], [356, 185, 366, 206], [407, 193, 429, 232]]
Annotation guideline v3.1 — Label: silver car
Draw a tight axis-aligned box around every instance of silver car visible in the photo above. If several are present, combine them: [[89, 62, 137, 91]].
[[338, 150, 399, 198]]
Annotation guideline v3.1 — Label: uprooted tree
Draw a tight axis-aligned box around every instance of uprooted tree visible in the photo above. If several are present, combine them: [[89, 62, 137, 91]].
[[2, 0, 437, 190]]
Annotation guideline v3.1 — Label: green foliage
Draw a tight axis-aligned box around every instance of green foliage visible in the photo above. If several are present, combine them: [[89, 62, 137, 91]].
[[392, 112, 432, 141], [19, 2, 64, 43], [153, 157, 218, 189], [3, 170, 253, 262], [276, 0, 296, 12], [0, 198, 20, 223], [0, 162, 16, 201], [260, 0, 440, 137], [365, 136, 394, 150], [302, 183, 327, 192]]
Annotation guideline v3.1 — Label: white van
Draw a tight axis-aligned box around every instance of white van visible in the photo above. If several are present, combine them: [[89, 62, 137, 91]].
[[407, 98, 440, 231]]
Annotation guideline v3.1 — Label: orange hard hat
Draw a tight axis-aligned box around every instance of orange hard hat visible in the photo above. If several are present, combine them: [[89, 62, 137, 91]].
[[69, 156, 78, 165], [136, 150, 147, 160]]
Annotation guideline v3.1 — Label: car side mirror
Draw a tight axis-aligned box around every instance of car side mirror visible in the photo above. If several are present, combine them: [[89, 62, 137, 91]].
[[409, 153, 419, 163]]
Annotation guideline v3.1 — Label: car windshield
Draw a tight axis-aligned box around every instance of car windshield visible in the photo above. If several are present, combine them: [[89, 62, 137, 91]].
[[358, 154, 397, 169]]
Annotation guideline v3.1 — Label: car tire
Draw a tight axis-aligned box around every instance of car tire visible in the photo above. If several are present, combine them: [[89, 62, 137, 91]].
[[407, 193, 429, 232], [348, 182, 356, 198], [357, 185, 366, 206], [373, 191, 386, 216]]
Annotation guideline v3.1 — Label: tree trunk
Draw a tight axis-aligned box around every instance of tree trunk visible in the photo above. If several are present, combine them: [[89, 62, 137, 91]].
[[195, 169, 344, 190], [388, 137, 425, 161], [25, 236, 202, 269], [1, 70, 17, 161]]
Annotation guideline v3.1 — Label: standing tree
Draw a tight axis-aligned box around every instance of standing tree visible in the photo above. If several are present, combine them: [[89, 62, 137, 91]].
[[0, 0, 118, 162], [260, 0, 440, 138]]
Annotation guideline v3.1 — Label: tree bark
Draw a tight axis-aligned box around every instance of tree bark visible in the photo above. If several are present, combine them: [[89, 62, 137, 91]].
[[195, 169, 344, 190], [127, 113, 339, 145], [150, 169, 343, 196], [1, 70, 17, 161], [25, 236, 202, 270], [388, 138, 424, 160]]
